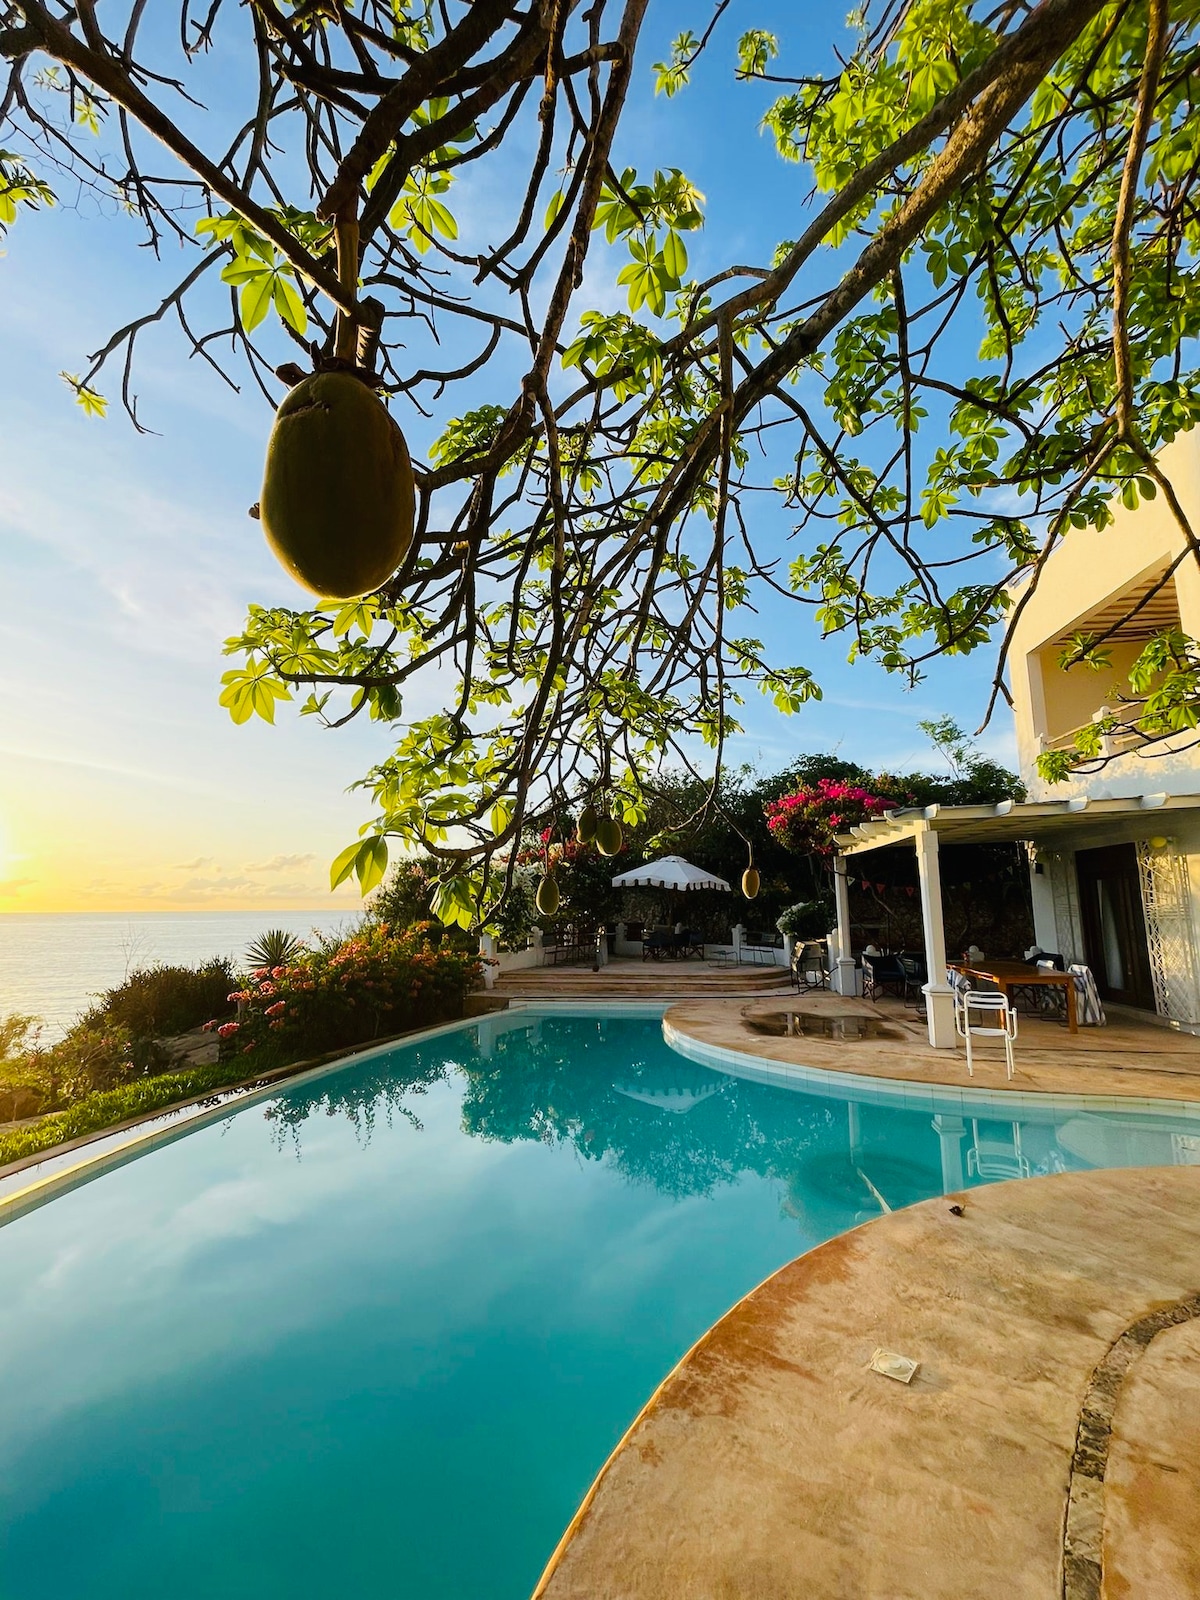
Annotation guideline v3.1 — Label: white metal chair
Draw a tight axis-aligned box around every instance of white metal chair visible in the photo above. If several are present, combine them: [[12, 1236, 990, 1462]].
[[966, 1119, 1030, 1180], [954, 988, 1018, 1078]]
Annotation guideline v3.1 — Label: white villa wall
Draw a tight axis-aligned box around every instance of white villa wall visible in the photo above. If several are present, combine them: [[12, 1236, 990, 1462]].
[[1007, 431, 1200, 802], [1004, 434, 1200, 1029]]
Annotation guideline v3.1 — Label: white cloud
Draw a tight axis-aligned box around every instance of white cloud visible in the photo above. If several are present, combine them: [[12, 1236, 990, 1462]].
[[243, 853, 314, 872], [179, 873, 259, 894]]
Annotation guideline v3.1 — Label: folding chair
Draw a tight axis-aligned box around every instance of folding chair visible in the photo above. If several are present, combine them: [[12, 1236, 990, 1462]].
[[862, 953, 906, 1002], [954, 989, 1018, 1079]]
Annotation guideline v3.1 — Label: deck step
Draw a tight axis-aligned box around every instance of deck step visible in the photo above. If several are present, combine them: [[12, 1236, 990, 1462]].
[[492, 957, 795, 999]]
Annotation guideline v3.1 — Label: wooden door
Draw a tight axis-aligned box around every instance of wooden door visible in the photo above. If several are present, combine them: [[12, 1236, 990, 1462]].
[[1075, 843, 1156, 1010]]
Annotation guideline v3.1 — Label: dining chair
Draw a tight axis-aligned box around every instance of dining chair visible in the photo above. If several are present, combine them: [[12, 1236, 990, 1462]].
[[954, 989, 1018, 1078]]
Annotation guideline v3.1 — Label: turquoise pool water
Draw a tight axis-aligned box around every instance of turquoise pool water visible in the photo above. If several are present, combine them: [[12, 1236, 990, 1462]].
[[2, 1008, 1199, 1599]]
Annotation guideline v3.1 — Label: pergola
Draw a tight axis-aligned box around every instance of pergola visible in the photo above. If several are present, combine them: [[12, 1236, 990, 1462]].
[[833, 792, 1200, 1047]]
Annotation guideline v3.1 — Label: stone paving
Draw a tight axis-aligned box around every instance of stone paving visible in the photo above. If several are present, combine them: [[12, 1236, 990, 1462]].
[[533, 1167, 1200, 1600], [666, 993, 1200, 1103]]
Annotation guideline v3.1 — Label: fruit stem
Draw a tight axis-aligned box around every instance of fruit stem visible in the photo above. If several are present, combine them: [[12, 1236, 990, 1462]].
[[334, 202, 359, 363]]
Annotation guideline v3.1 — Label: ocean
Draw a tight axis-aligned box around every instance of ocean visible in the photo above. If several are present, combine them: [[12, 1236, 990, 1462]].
[[0, 911, 361, 1039]]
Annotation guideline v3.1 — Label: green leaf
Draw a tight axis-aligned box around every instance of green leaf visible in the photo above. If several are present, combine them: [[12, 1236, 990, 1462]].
[[59, 373, 108, 417], [355, 835, 389, 894], [240, 271, 275, 332], [271, 272, 307, 334], [330, 841, 361, 890], [736, 29, 778, 79], [425, 198, 458, 240], [544, 189, 566, 229], [662, 228, 688, 281]]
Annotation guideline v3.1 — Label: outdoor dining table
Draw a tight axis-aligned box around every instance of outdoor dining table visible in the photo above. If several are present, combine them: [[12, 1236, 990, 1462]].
[[948, 958, 1078, 1033]]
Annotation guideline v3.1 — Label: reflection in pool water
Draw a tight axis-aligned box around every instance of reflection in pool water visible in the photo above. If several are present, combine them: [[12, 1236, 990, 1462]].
[[744, 1008, 903, 1041], [1, 1009, 1198, 1600]]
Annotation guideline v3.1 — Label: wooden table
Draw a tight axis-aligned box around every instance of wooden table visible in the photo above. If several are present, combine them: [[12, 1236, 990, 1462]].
[[949, 959, 1078, 1033]]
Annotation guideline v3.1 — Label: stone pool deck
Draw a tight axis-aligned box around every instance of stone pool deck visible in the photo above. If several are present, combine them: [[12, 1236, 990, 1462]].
[[534, 1165, 1200, 1600], [665, 993, 1200, 1103]]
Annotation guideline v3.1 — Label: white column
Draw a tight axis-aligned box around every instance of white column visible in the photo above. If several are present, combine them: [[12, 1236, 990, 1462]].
[[1028, 851, 1058, 953], [479, 931, 497, 990], [914, 825, 956, 1048], [931, 1113, 966, 1193], [733, 922, 745, 963], [832, 857, 857, 996]]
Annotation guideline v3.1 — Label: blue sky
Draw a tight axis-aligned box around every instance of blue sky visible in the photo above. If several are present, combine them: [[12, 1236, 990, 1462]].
[[0, 2, 1016, 912]]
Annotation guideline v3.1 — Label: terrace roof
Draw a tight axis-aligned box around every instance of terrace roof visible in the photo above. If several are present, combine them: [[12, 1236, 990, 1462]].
[[834, 791, 1200, 856]]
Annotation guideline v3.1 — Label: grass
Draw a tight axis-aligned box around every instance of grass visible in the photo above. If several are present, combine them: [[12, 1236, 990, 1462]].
[[0, 1056, 281, 1173]]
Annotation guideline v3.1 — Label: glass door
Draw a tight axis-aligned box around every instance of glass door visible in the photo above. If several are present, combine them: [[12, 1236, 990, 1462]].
[[1075, 843, 1156, 1010]]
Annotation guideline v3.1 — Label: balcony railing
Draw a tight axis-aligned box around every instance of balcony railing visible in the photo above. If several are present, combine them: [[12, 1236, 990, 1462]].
[[1037, 699, 1165, 761]]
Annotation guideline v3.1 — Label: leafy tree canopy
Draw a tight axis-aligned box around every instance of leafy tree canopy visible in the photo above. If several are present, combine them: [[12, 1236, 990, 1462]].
[[3, 0, 1198, 922]]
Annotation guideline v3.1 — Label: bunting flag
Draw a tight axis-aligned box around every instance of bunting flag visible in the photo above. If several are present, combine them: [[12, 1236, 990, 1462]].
[[848, 869, 1019, 895]]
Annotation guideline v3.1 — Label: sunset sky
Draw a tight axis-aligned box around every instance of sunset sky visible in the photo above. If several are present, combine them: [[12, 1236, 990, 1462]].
[[0, 2, 1014, 915]]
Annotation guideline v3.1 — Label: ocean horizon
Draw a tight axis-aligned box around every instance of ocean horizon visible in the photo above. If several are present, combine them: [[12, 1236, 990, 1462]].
[[0, 909, 362, 1039]]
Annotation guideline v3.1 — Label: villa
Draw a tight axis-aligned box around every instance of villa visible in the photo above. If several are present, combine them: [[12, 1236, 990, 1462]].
[[833, 433, 1200, 1048]]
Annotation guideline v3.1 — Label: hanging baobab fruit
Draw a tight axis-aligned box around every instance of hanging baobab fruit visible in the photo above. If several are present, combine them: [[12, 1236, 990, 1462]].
[[257, 208, 414, 599], [536, 875, 560, 916], [595, 816, 623, 856]]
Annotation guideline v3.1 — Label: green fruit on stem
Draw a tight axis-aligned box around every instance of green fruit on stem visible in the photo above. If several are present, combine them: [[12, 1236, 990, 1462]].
[[576, 804, 599, 845], [260, 371, 415, 600], [742, 867, 760, 899], [536, 876, 560, 917], [595, 816, 623, 856]]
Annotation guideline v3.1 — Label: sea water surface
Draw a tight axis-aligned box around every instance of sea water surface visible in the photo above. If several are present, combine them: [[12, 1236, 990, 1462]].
[[0, 911, 358, 1035], [2, 1008, 1199, 1599]]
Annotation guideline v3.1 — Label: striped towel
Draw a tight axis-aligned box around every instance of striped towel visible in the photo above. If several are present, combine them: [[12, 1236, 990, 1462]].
[[1068, 964, 1107, 1026]]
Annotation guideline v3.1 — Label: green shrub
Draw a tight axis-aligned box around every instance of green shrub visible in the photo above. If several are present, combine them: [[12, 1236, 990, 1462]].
[[0, 1058, 278, 1171], [368, 859, 437, 927], [34, 1021, 142, 1102], [217, 921, 481, 1068], [0, 1013, 143, 1119], [83, 960, 236, 1039], [0, 1015, 48, 1121]]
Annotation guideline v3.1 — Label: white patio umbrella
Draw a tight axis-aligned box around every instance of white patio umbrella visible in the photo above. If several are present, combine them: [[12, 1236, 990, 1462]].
[[610, 854, 731, 892]]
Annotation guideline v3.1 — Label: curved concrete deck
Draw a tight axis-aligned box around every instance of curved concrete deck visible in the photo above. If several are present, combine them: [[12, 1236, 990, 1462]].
[[534, 1166, 1200, 1600], [665, 994, 1200, 1103]]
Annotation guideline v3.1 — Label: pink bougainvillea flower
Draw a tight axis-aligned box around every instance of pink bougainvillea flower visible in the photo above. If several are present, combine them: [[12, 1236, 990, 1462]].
[[217, 1022, 241, 1038]]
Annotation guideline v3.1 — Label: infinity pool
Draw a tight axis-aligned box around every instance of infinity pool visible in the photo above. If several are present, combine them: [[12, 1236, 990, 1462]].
[[2, 1008, 1198, 1599]]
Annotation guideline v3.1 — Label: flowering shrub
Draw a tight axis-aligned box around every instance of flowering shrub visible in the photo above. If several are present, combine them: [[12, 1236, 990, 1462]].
[[764, 778, 895, 857], [210, 922, 482, 1065]]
